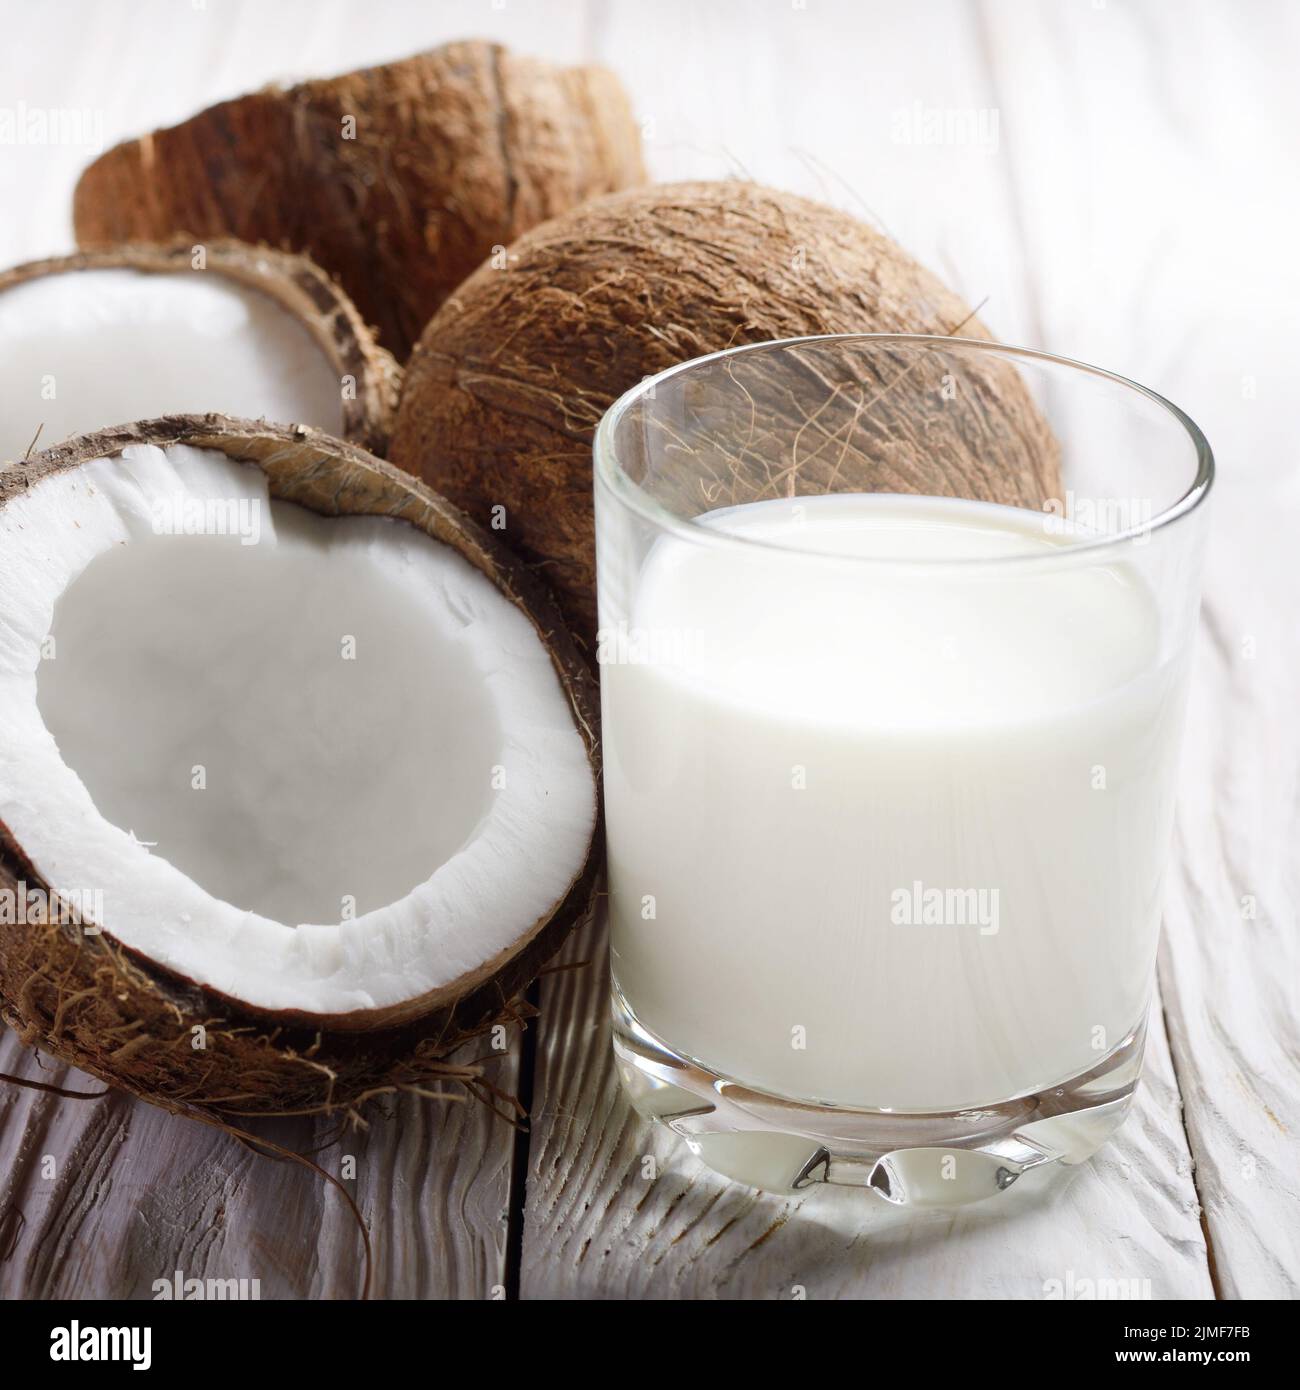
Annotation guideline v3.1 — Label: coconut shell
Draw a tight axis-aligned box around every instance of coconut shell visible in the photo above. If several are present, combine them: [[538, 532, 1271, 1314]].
[[0, 416, 602, 1118], [0, 240, 402, 455], [73, 40, 646, 358], [390, 181, 1064, 647]]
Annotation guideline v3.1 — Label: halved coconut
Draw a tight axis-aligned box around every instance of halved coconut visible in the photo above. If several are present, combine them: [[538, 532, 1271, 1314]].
[[0, 416, 600, 1116], [73, 40, 647, 358], [0, 241, 401, 463]]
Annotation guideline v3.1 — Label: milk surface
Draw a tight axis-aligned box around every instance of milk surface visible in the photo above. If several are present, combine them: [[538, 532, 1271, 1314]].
[[605, 494, 1187, 1111]]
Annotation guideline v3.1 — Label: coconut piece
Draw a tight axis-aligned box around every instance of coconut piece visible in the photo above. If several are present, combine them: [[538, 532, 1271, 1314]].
[[0, 241, 400, 462], [0, 416, 600, 1116], [390, 180, 1064, 646], [73, 40, 646, 358]]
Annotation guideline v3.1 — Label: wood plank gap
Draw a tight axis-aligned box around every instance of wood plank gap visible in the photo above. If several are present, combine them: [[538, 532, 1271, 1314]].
[[504, 980, 541, 1301], [1159, 992, 1223, 1300]]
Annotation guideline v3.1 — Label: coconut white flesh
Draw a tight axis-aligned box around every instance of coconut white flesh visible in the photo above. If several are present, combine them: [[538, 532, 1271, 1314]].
[[0, 270, 345, 462], [0, 445, 595, 1018]]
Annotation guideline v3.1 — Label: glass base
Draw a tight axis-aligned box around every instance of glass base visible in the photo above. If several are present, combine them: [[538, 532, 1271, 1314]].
[[612, 985, 1146, 1207]]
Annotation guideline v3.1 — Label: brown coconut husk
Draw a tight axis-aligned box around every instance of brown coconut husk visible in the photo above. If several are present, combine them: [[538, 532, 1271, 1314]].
[[0, 416, 602, 1121], [73, 41, 646, 358], [0, 240, 402, 456], [390, 180, 1064, 647]]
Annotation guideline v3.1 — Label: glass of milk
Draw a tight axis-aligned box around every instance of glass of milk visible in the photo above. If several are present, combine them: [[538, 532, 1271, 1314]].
[[594, 336, 1213, 1205]]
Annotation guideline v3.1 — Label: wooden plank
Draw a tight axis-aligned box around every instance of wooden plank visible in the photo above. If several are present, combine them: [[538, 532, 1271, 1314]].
[[1158, 541, 1300, 1298], [4, 0, 1296, 1302], [0, 1028, 521, 1299], [518, 0, 1220, 1299], [0, 0, 598, 1300], [976, 0, 1300, 1300], [521, 915, 1213, 1299]]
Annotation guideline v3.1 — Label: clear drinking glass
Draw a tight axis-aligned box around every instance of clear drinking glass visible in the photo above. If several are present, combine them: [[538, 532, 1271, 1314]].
[[594, 335, 1212, 1206]]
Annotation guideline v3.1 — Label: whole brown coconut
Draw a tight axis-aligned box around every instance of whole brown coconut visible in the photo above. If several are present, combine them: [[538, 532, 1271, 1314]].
[[390, 181, 1062, 646], [73, 41, 645, 358], [0, 416, 601, 1120]]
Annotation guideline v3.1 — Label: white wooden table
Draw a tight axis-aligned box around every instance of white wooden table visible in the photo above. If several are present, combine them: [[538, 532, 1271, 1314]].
[[1, 0, 1296, 1299]]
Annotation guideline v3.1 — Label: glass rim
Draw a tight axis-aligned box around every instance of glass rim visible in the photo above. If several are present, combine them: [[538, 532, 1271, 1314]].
[[594, 333, 1215, 572]]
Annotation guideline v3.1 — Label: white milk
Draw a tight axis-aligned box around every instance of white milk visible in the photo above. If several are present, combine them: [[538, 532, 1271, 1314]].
[[604, 494, 1188, 1113]]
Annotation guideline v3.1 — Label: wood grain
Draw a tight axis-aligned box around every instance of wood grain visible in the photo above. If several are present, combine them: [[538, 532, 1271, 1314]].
[[976, 0, 1300, 1300], [1158, 546, 1300, 1298], [2, 0, 1298, 1299], [518, 0, 1296, 1300], [0, 0, 584, 1302], [0, 1028, 521, 1299], [521, 915, 1214, 1300]]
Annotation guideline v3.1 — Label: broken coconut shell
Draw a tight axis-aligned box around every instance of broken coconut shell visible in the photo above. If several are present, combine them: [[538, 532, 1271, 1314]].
[[390, 180, 1064, 647], [0, 415, 602, 1119], [73, 40, 647, 358]]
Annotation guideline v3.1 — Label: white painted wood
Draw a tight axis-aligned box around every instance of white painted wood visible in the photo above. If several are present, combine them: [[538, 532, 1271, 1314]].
[[976, 0, 1300, 1300], [521, 916, 1213, 1299], [0, 1029, 522, 1298], [1158, 543, 1300, 1299], [607, 0, 1041, 344], [517, 0, 1299, 1299], [0, 0, 595, 264], [2, 0, 1297, 1298], [0, 0, 572, 1300]]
